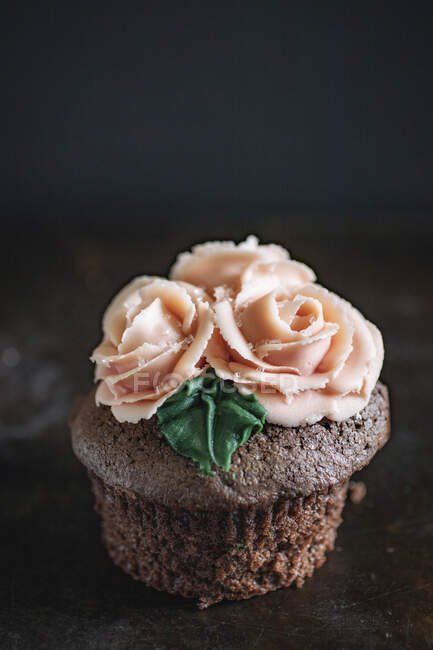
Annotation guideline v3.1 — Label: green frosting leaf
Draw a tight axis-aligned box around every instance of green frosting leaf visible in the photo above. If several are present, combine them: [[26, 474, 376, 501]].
[[156, 369, 266, 474]]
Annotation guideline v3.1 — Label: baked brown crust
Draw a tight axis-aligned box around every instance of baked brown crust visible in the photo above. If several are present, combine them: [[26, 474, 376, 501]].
[[89, 471, 348, 608], [71, 382, 390, 509]]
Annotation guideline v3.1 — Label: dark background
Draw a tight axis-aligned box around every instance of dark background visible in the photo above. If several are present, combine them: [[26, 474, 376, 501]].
[[1, 1, 433, 236], [1, 3, 433, 649]]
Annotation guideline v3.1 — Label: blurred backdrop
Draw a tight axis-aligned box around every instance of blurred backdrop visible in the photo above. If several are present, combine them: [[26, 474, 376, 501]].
[[2, 2, 433, 241]]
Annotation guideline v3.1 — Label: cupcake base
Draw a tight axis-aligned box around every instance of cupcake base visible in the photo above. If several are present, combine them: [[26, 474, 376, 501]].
[[71, 382, 390, 607], [89, 470, 348, 608]]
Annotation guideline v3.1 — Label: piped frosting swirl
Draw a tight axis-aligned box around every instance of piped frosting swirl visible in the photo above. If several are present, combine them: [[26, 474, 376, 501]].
[[92, 236, 384, 427]]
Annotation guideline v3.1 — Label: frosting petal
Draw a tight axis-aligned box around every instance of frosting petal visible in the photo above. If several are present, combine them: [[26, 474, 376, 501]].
[[236, 260, 316, 306], [213, 300, 299, 373], [92, 277, 214, 422], [206, 273, 383, 426], [170, 235, 291, 292]]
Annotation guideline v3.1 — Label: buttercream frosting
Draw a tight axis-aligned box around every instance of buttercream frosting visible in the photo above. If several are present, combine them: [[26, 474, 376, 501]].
[[91, 277, 214, 422], [170, 235, 294, 292], [91, 236, 384, 428]]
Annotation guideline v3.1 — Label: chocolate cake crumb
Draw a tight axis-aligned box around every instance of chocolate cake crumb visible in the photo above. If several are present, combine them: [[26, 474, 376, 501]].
[[90, 471, 348, 608], [70, 381, 390, 606], [71, 383, 390, 509]]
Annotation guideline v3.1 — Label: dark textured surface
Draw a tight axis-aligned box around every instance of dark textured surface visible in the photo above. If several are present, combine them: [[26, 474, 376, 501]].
[[90, 472, 348, 609], [1, 223, 433, 649], [71, 384, 389, 508]]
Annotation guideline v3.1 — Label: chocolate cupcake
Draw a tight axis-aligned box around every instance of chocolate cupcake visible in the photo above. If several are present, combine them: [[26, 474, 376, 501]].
[[70, 236, 390, 608]]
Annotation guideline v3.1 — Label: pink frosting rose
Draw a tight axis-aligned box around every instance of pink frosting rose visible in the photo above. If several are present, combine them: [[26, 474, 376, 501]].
[[170, 235, 315, 293], [92, 236, 384, 428], [91, 277, 214, 422], [205, 262, 384, 426]]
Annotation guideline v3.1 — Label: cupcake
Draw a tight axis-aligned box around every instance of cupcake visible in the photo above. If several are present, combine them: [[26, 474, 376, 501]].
[[70, 236, 390, 608]]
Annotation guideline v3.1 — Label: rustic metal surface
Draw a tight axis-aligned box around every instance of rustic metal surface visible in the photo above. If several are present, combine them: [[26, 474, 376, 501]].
[[1, 222, 432, 649]]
